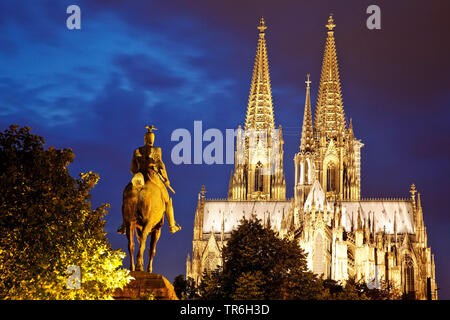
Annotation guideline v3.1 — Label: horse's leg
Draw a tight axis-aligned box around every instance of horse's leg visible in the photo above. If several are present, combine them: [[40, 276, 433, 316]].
[[135, 224, 145, 271], [126, 222, 135, 271], [147, 227, 162, 273], [137, 222, 154, 272]]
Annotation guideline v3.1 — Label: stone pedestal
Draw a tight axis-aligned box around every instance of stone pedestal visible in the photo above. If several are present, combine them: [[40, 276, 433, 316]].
[[114, 272, 178, 300]]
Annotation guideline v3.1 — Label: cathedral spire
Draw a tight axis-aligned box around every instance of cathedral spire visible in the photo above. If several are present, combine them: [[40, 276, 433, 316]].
[[300, 74, 315, 152], [245, 17, 275, 131], [229, 18, 286, 201], [314, 14, 346, 139]]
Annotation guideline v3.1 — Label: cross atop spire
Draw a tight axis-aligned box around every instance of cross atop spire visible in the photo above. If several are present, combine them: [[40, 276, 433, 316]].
[[258, 17, 267, 36], [305, 73, 311, 88], [326, 14, 336, 31]]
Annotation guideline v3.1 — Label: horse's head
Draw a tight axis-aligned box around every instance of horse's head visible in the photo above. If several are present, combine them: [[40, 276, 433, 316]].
[[131, 172, 145, 187]]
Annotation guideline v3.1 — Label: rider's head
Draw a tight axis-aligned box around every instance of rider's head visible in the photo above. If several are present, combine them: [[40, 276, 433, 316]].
[[144, 131, 155, 146], [144, 125, 156, 146]]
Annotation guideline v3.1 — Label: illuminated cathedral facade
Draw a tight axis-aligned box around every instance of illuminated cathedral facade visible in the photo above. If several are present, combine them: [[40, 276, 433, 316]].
[[186, 16, 437, 300]]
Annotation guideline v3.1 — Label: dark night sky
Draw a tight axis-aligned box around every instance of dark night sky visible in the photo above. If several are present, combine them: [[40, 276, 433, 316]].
[[0, 0, 449, 298]]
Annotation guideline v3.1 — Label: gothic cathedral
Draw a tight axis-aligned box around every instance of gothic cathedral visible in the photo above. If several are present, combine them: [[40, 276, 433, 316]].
[[186, 15, 437, 300]]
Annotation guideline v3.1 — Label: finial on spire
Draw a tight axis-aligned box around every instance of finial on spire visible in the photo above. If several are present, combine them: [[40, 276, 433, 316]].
[[410, 183, 417, 197], [410, 183, 417, 210], [258, 17, 267, 36], [305, 73, 311, 88], [326, 14, 336, 31], [200, 184, 207, 200]]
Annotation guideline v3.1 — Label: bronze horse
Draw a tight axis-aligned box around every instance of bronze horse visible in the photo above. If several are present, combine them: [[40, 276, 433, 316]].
[[121, 172, 166, 272]]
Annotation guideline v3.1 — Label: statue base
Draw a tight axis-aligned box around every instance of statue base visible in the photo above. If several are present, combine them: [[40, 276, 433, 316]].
[[114, 272, 178, 300]]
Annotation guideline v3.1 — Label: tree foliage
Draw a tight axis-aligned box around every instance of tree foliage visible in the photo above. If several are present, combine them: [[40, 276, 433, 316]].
[[173, 274, 200, 300], [0, 125, 132, 299], [173, 274, 186, 299], [320, 277, 401, 300]]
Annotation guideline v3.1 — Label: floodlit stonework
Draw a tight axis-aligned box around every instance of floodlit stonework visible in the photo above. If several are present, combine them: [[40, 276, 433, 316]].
[[186, 16, 437, 300]]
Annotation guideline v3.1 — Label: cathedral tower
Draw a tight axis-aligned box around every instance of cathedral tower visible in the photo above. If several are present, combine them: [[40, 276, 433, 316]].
[[312, 15, 362, 201], [228, 18, 286, 201]]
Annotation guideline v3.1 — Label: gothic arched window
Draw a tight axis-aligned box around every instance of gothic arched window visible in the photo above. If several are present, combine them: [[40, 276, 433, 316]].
[[343, 166, 349, 199], [304, 159, 309, 184], [299, 161, 303, 185], [326, 163, 336, 192], [404, 255, 415, 299]]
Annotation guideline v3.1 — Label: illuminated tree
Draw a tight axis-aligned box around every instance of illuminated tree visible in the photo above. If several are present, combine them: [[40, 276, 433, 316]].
[[231, 271, 266, 300], [0, 125, 131, 299]]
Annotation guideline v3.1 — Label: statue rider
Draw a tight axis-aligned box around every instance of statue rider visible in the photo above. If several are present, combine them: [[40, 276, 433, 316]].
[[118, 125, 181, 234]]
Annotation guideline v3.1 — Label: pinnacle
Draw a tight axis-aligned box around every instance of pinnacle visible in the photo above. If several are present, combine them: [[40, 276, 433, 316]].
[[245, 18, 275, 131], [300, 74, 314, 153], [314, 14, 346, 139]]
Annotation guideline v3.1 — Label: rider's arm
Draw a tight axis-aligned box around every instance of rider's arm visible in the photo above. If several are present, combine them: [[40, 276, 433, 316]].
[[130, 149, 141, 174], [158, 155, 170, 184]]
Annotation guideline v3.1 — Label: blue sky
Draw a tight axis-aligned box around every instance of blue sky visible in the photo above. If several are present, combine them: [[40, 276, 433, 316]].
[[1, 0, 449, 298]]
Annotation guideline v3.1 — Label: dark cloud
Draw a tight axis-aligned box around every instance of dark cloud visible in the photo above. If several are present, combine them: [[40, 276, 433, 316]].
[[114, 54, 182, 89]]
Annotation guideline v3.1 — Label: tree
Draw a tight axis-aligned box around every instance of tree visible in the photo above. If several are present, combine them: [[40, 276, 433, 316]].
[[198, 215, 323, 300], [173, 275, 186, 299], [173, 275, 200, 300], [332, 277, 368, 300], [0, 125, 132, 299], [359, 279, 401, 300], [231, 271, 265, 300], [320, 277, 400, 300], [198, 267, 227, 300]]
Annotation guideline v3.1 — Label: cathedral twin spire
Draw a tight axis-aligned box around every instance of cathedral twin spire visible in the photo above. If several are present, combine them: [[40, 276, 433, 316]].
[[245, 18, 275, 131], [245, 14, 347, 148], [314, 14, 347, 140], [229, 17, 285, 201], [232, 15, 350, 201]]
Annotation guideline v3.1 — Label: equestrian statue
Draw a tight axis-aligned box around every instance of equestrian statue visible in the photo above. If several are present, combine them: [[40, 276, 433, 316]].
[[118, 125, 181, 272]]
